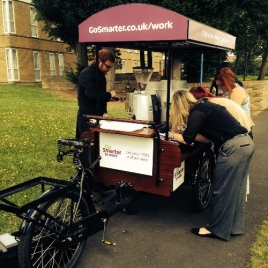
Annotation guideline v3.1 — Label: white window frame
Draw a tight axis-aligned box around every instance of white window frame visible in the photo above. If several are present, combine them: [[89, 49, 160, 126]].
[[2, 0, 15, 33], [49, 53, 56, 76], [5, 48, 19, 81], [122, 60, 126, 73], [33, 51, 41, 81], [58, 54, 64, 76], [30, 6, 38, 37]]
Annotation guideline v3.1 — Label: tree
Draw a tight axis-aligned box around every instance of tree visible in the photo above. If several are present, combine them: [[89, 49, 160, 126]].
[[32, 1, 149, 63], [228, 0, 268, 80], [32, 0, 268, 80]]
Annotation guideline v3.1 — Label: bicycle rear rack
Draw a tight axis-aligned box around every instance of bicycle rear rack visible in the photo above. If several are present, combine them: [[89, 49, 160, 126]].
[[0, 177, 76, 215]]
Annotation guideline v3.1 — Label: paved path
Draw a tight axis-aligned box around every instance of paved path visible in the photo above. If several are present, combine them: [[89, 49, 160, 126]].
[[3, 109, 268, 268], [76, 109, 268, 268]]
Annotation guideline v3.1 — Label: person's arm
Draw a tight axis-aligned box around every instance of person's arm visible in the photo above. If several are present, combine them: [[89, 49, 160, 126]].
[[169, 108, 212, 145], [169, 132, 187, 144], [230, 87, 246, 106], [169, 132, 212, 144], [195, 134, 212, 143]]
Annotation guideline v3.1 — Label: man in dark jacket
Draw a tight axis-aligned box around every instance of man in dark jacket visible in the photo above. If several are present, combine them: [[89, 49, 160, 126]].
[[76, 49, 116, 138]]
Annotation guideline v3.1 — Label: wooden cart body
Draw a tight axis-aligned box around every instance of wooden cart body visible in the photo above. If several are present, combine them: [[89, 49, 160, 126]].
[[81, 118, 208, 197]]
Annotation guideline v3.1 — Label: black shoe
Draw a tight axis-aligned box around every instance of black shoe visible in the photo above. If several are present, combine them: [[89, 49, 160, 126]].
[[191, 228, 219, 239]]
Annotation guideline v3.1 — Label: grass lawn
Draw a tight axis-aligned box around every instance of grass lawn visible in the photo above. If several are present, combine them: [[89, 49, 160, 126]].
[[0, 84, 127, 233], [0, 84, 267, 267]]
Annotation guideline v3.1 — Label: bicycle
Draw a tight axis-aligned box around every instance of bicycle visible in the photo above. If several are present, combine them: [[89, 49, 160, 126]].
[[0, 137, 137, 268]]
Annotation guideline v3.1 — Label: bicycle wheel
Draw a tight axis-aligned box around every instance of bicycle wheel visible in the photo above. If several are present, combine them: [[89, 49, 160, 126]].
[[192, 149, 215, 211], [18, 191, 90, 268]]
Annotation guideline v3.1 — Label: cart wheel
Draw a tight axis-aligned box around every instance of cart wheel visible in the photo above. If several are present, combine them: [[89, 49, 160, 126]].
[[18, 192, 90, 268], [192, 149, 215, 211]]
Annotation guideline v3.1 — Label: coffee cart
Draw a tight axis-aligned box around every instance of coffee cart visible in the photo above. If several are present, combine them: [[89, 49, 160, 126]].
[[0, 4, 236, 267], [78, 3, 236, 208]]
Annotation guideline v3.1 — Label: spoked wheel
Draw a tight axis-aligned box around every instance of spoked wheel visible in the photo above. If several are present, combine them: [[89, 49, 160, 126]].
[[18, 192, 90, 268], [192, 149, 215, 211]]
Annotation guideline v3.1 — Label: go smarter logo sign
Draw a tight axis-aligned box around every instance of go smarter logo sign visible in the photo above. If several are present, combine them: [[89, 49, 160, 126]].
[[89, 21, 173, 34]]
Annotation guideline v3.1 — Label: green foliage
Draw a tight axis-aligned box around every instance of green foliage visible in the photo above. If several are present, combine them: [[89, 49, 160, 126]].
[[32, 0, 268, 79], [181, 52, 228, 82], [249, 219, 268, 268], [64, 62, 88, 85]]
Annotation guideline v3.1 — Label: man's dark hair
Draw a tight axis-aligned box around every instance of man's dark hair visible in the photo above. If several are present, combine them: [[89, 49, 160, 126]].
[[98, 49, 115, 63]]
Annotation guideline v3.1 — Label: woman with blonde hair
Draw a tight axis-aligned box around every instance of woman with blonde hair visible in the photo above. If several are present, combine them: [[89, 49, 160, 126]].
[[169, 90, 254, 241]]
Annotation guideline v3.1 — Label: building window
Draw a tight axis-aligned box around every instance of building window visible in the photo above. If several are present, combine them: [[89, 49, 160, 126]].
[[33, 51, 41, 81], [49, 53, 56, 76], [30, 6, 38, 37], [122, 60, 126, 73], [2, 0, 15, 33], [58, 54, 64, 76], [5, 48, 19, 81]]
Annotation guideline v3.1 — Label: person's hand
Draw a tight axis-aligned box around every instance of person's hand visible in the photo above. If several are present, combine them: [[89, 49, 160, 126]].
[[110, 90, 116, 98]]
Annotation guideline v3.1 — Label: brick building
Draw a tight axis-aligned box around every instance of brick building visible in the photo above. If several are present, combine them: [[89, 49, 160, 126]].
[[0, 0, 164, 87], [115, 48, 164, 74], [0, 0, 76, 85]]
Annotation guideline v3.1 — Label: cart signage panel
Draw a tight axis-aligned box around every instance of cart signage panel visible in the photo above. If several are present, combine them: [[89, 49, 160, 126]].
[[99, 133, 153, 176], [188, 20, 236, 50], [79, 4, 188, 43], [173, 161, 185, 191]]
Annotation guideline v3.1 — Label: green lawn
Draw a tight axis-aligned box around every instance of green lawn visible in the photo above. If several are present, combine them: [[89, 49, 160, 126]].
[[0, 84, 127, 233], [0, 84, 267, 267]]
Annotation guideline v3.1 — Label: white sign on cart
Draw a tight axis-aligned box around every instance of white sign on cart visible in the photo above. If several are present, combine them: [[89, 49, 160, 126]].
[[99, 132, 154, 176]]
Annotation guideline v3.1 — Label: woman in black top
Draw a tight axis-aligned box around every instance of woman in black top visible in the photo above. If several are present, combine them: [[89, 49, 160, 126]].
[[169, 90, 254, 241]]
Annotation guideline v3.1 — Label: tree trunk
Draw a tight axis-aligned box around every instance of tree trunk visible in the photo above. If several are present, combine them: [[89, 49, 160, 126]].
[[76, 42, 88, 66], [257, 45, 268, 80], [171, 51, 181, 80], [233, 53, 240, 74]]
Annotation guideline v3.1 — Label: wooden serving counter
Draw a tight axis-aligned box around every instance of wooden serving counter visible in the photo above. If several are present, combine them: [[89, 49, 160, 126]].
[[82, 126, 206, 197]]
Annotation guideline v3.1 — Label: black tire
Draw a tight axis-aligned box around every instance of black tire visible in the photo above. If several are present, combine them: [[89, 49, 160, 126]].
[[192, 149, 215, 211], [18, 192, 90, 268]]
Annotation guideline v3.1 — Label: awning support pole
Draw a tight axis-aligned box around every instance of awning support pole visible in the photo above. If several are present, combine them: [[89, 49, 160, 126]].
[[200, 53, 204, 85], [165, 42, 172, 140]]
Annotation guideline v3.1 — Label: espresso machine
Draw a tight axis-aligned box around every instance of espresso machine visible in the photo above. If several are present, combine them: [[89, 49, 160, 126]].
[[131, 67, 161, 124]]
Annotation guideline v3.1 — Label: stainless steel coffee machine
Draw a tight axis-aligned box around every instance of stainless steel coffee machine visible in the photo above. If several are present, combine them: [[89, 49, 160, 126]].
[[129, 67, 187, 124], [131, 67, 161, 124]]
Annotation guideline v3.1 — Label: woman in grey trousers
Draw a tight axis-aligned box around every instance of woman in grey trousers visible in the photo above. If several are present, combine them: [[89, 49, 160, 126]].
[[168, 90, 255, 241]]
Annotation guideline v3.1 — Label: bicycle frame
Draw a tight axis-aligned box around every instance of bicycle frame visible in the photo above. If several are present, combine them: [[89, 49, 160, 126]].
[[0, 138, 140, 256]]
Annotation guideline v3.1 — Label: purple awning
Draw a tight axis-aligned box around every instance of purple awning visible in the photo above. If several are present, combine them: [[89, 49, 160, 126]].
[[79, 4, 236, 50]]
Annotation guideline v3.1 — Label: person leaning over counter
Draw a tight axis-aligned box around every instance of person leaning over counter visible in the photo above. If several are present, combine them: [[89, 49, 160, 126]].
[[169, 90, 254, 241], [189, 86, 254, 139]]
